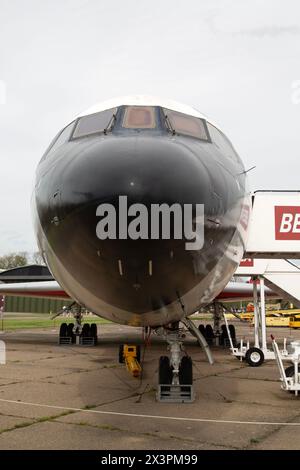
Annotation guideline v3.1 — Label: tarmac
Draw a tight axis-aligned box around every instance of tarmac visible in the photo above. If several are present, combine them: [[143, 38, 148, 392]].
[[0, 321, 300, 450]]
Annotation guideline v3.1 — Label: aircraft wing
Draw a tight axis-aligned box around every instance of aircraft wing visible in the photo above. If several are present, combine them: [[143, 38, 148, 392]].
[[0, 280, 277, 304], [217, 281, 277, 302], [0, 281, 69, 300]]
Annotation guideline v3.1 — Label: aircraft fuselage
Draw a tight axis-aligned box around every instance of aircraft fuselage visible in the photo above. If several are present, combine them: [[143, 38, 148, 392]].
[[33, 97, 250, 326]]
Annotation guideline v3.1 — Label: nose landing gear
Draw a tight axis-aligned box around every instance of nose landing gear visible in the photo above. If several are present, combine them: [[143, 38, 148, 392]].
[[156, 323, 195, 403]]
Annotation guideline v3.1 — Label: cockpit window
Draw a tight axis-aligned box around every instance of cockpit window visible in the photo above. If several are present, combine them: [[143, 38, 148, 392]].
[[72, 108, 117, 139], [163, 109, 209, 141], [207, 122, 239, 161], [122, 106, 156, 129]]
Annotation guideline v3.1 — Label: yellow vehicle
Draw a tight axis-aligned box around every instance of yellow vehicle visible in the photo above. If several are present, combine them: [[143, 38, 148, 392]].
[[250, 310, 300, 327], [234, 309, 300, 325], [223, 313, 235, 319], [269, 309, 300, 327], [264, 314, 290, 327], [289, 314, 300, 329], [274, 309, 300, 316], [239, 313, 254, 322], [250, 313, 287, 327]]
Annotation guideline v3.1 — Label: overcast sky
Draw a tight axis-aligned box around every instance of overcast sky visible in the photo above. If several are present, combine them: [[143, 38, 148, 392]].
[[0, 0, 300, 255]]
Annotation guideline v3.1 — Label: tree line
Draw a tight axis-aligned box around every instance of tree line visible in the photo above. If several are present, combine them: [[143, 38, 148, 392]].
[[0, 252, 45, 270]]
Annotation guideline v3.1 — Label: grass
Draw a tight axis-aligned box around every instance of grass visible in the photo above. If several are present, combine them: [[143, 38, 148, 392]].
[[0, 312, 212, 331], [0, 410, 76, 436], [249, 437, 261, 444], [0, 315, 111, 331]]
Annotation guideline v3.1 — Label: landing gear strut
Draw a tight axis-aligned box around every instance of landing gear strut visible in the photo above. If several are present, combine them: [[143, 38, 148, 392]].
[[54, 303, 98, 345], [156, 322, 195, 403]]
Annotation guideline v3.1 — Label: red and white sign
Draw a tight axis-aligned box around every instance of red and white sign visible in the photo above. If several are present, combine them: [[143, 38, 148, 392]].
[[275, 206, 300, 240], [239, 258, 254, 267], [244, 192, 300, 256]]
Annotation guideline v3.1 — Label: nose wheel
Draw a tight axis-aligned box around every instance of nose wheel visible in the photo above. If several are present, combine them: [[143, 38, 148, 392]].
[[156, 323, 195, 402], [158, 356, 173, 385], [179, 356, 193, 386]]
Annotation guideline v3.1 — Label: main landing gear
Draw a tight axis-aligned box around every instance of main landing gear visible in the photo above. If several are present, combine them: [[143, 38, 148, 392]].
[[56, 303, 98, 346], [197, 322, 237, 347]]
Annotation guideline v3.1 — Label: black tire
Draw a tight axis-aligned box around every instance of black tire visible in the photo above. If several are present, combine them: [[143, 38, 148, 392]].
[[136, 344, 141, 363], [284, 365, 300, 393], [245, 347, 264, 367], [81, 323, 91, 337], [205, 324, 214, 344], [119, 344, 124, 363], [229, 324, 236, 340], [205, 324, 214, 337], [59, 322, 67, 337], [67, 323, 75, 343], [158, 356, 173, 385], [198, 324, 206, 337], [285, 365, 296, 377], [179, 356, 193, 385], [220, 325, 227, 345], [90, 323, 97, 339]]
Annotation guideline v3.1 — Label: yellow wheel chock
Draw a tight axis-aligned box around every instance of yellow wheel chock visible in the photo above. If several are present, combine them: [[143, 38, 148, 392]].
[[119, 344, 141, 377]]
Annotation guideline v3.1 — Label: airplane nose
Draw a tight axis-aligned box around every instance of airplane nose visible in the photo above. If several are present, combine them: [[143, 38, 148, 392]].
[[57, 135, 215, 215], [37, 135, 243, 325]]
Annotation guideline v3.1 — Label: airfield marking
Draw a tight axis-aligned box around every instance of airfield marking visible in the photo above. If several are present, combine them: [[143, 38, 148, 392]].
[[0, 397, 299, 427]]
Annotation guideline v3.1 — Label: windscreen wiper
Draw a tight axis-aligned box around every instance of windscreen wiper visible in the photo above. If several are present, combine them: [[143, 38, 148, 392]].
[[104, 113, 117, 135], [164, 114, 176, 135]]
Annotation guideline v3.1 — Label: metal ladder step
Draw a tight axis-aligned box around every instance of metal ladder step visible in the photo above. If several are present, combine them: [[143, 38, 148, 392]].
[[59, 336, 73, 345], [156, 384, 194, 403], [79, 336, 97, 346]]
